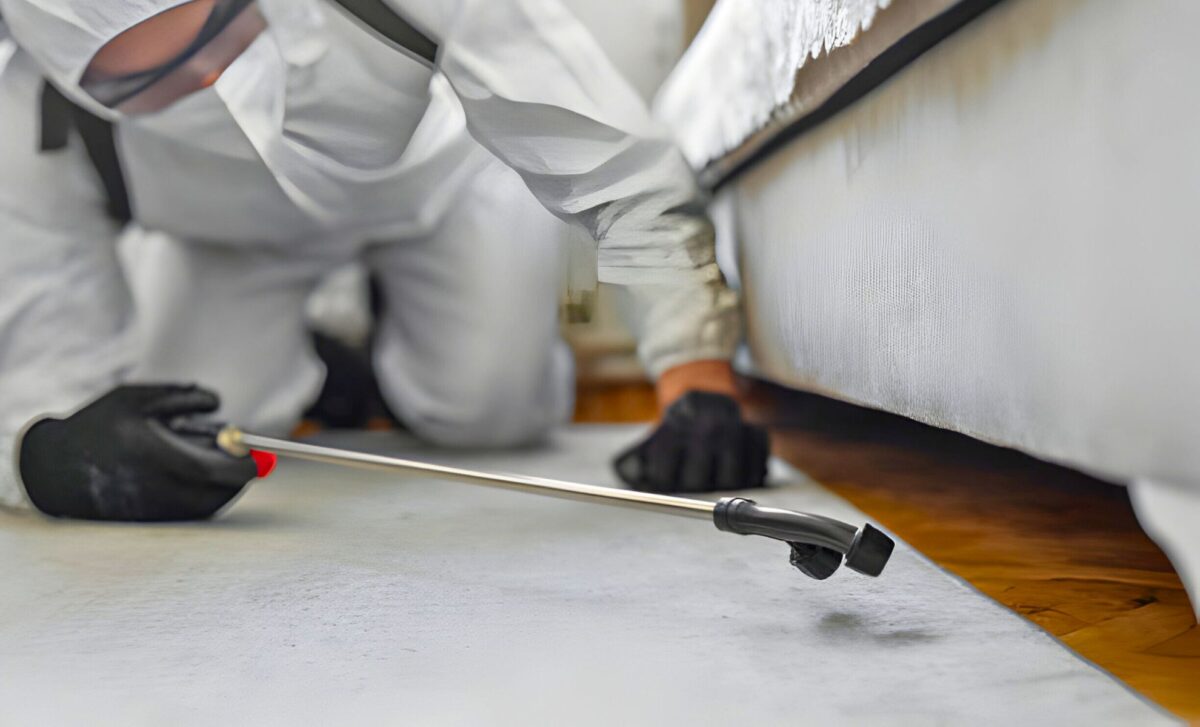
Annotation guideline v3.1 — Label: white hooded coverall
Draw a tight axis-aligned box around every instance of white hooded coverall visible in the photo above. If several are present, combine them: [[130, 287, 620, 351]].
[[0, 0, 741, 508]]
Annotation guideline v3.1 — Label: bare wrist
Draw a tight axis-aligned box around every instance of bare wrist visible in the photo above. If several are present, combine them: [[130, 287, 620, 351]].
[[655, 359, 739, 412]]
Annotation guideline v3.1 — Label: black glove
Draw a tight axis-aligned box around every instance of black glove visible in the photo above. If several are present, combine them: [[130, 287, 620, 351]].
[[18, 384, 258, 522], [613, 391, 770, 494]]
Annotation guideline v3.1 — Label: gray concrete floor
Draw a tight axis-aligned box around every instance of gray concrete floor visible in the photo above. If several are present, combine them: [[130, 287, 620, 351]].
[[0, 427, 1173, 725]]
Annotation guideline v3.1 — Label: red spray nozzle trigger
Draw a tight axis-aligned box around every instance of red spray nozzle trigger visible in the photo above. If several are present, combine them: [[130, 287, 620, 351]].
[[250, 450, 277, 479]]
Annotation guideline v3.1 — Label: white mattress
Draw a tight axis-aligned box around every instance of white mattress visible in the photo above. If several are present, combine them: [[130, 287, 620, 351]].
[[659, 0, 1200, 486], [0, 428, 1172, 725], [656, 0, 1200, 606]]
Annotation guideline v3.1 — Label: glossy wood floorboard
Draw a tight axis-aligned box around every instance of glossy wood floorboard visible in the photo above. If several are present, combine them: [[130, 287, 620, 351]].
[[575, 381, 1200, 722]]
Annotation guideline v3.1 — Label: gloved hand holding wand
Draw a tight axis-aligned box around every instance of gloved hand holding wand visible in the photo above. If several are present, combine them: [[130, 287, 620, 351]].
[[17, 384, 268, 522]]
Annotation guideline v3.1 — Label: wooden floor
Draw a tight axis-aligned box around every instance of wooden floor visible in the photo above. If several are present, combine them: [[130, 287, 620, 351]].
[[575, 381, 1200, 722]]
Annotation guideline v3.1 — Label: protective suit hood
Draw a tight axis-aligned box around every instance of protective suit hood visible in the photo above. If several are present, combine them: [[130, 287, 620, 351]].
[[0, 0, 190, 87]]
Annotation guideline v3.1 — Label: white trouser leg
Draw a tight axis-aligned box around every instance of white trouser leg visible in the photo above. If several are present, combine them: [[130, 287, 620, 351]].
[[125, 232, 337, 435], [1130, 479, 1200, 620], [367, 162, 575, 448]]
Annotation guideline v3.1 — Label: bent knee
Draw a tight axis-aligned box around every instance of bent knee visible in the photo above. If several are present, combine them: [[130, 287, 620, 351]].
[[404, 403, 559, 449], [403, 373, 565, 447], [393, 367, 572, 449], [378, 341, 574, 448]]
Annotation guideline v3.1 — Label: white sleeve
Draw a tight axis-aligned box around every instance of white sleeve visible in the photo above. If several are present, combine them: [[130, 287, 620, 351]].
[[423, 0, 741, 377], [0, 46, 134, 509]]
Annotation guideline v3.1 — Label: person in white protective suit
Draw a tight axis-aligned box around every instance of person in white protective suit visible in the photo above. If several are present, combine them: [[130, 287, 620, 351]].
[[0, 0, 771, 521]]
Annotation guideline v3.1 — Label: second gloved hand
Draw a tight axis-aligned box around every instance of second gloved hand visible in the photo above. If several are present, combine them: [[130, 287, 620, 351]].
[[18, 384, 259, 522], [613, 391, 770, 494]]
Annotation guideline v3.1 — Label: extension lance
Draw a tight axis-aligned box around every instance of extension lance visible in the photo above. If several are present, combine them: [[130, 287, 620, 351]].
[[217, 426, 895, 581]]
